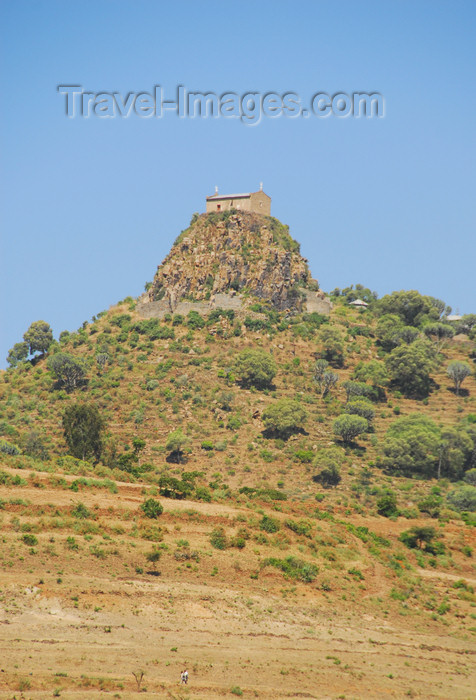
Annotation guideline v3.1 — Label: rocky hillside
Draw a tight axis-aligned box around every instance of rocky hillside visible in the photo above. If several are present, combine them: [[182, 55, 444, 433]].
[[147, 211, 319, 311], [1, 213, 476, 698]]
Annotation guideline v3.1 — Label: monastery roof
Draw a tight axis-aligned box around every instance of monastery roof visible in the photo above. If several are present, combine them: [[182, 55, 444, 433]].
[[206, 190, 270, 201]]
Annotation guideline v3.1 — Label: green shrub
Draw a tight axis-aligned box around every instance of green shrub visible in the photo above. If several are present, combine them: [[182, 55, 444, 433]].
[[195, 486, 212, 502], [376, 491, 398, 517], [333, 414, 368, 443], [234, 349, 277, 389], [312, 447, 344, 487], [447, 485, 476, 512], [259, 515, 281, 533], [384, 340, 436, 398], [210, 527, 228, 550], [187, 310, 205, 329], [227, 416, 242, 431], [62, 403, 105, 462], [0, 440, 21, 455], [71, 502, 92, 519], [22, 533, 38, 546], [285, 519, 312, 537], [262, 556, 318, 582], [344, 398, 375, 423], [294, 449, 314, 463], [399, 526, 439, 551], [417, 494, 442, 518], [348, 567, 364, 580], [141, 498, 164, 519], [158, 475, 194, 499], [262, 398, 307, 438]]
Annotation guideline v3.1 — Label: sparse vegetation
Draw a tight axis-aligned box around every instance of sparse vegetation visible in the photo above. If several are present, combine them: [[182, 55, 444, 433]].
[[0, 212, 475, 700]]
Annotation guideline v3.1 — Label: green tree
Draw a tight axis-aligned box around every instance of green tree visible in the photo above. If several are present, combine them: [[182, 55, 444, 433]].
[[318, 327, 345, 367], [23, 320, 53, 356], [96, 352, 110, 373], [447, 361, 472, 395], [352, 360, 389, 400], [375, 314, 420, 351], [375, 314, 405, 351], [378, 414, 440, 477], [165, 428, 190, 463], [331, 283, 378, 306], [321, 370, 339, 398], [437, 426, 473, 479], [376, 491, 398, 517], [385, 339, 435, 398], [234, 349, 277, 389], [332, 414, 368, 444], [399, 526, 438, 549], [312, 447, 344, 487], [423, 322, 455, 351], [342, 380, 372, 403], [132, 436, 146, 463], [262, 399, 307, 438], [62, 403, 105, 462], [313, 359, 329, 391], [6, 341, 29, 368], [344, 398, 375, 423], [47, 353, 88, 391], [145, 548, 161, 572], [454, 314, 476, 335], [22, 430, 49, 460], [314, 463, 341, 487], [447, 485, 476, 512], [376, 290, 448, 327]]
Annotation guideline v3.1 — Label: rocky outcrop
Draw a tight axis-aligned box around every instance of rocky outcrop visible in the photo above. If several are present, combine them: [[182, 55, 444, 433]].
[[143, 211, 331, 314]]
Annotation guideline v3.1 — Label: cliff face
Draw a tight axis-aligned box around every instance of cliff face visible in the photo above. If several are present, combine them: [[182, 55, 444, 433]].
[[147, 211, 320, 312]]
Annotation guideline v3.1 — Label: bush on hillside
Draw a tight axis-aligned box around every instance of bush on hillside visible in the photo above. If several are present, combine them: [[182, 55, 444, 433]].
[[234, 349, 277, 389], [447, 361, 472, 395], [342, 379, 374, 403], [62, 403, 105, 463], [464, 469, 476, 486], [259, 515, 281, 533], [385, 339, 435, 398], [399, 526, 444, 554], [165, 429, 190, 463], [352, 360, 389, 400], [0, 440, 21, 456], [261, 556, 318, 582], [318, 327, 345, 367], [312, 447, 344, 487], [447, 485, 476, 512], [48, 353, 88, 391], [376, 491, 398, 517], [262, 398, 307, 438], [333, 414, 368, 444], [344, 398, 375, 423], [378, 415, 474, 480], [423, 322, 455, 351], [375, 314, 420, 352], [141, 498, 164, 519]]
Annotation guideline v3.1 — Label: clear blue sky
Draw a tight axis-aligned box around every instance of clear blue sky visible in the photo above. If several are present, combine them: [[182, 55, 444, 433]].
[[1, 1, 475, 366]]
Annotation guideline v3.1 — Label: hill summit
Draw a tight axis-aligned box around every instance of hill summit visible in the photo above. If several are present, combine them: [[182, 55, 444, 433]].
[[140, 211, 331, 316]]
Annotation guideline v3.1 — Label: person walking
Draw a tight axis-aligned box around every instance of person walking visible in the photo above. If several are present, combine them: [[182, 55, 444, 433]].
[[183, 669, 189, 685]]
